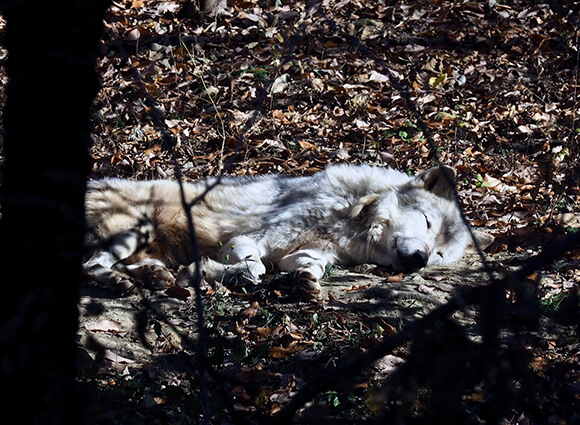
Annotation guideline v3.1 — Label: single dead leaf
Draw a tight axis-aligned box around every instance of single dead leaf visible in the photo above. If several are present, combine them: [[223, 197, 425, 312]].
[[271, 73, 289, 94], [368, 70, 389, 82], [231, 385, 252, 401], [482, 175, 517, 193], [385, 273, 403, 283], [344, 283, 372, 292], [165, 119, 181, 128], [555, 213, 580, 228], [250, 326, 281, 341], [531, 356, 545, 375], [241, 301, 260, 317], [297, 140, 317, 150], [417, 93, 436, 105], [144, 144, 162, 155], [428, 72, 447, 88], [125, 28, 141, 41], [272, 109, 287, 122], [104, 349, 135, 364], [86, 320, 127, 336], [417, 284, 435, 294], [165, 286, 191, 300], [373, 354, 405, 375], [235, 368, 277, 383], [267, 346, 294, 359], [467, 392, 485, 402], [287, 332, 304, 340]]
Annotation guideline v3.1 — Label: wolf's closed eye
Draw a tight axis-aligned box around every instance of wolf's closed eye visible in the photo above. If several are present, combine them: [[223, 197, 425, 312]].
[[423, 213, 431, 229]]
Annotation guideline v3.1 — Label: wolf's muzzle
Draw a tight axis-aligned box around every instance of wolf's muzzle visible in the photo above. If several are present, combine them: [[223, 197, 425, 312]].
[[397, 249, 428, 272], [395, 237, 429, 272]]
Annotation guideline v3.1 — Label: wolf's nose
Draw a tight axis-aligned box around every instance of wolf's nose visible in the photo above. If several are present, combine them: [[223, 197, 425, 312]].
[[398, 250, 428, 272]]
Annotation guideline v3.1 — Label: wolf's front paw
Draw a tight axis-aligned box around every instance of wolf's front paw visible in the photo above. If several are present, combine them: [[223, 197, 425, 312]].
[[297, 271, 322, 300], [144, 264, 175, 288], [109, 273, 137, 295], [200, 257, 264, 287], [223, 268, 261, 286], [85, 262, 137, 296]]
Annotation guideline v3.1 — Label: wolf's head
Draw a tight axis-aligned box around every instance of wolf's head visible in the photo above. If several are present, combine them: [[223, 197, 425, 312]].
[[351, 166, 493, 272]]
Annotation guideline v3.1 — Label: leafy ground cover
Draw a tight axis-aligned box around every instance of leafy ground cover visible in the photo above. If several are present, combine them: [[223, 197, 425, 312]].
[[2, 0, 579, 423]]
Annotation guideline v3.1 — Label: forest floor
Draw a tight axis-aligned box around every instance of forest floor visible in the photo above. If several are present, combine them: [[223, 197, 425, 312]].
[[4, 0, 580, 423]]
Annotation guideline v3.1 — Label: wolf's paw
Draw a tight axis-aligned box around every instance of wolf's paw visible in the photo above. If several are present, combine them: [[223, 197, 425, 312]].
[[201, 257, 264, 287], [175, 264, 214, 290], [297, 271, 322, 300], [199, 257, 226, 284], [223, 268, 261, 286], [108, 273, 137, 295], [85, 263, 137, 296], [114, 260, 175, 290], [142, 264, 176, 288]]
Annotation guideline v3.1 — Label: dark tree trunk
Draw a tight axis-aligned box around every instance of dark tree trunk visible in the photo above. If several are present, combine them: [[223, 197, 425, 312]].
[[0, 1, 108, 423]]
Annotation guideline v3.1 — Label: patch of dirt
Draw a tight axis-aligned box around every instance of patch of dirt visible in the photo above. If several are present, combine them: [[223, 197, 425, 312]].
[[78, 253, 492, 369], [76, 249, 579, 424]]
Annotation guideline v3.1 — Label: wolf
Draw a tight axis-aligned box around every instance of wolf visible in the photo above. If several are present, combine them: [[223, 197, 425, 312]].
[[83, 164, 493, 296]]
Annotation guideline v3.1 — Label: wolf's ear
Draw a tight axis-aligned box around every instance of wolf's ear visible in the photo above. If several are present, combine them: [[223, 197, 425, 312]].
[[350, 194, 380, 220], [414, 165, 457, 199], [467, 231, 494, 252]]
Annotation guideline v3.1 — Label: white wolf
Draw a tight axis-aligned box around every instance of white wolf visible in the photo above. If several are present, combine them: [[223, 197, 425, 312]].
[[84, 164, 493, 296]]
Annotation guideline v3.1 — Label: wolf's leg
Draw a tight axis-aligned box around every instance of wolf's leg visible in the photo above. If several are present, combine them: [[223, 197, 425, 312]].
[[201, 236, 266, 285], [84, 251, 134, 294], [119, 258, 175, 288], [84, 223, 154, 293], [278, 249, 335, 296]]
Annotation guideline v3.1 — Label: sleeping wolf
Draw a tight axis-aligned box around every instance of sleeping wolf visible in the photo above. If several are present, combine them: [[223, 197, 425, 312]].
[[84, 164, 493, 296]]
